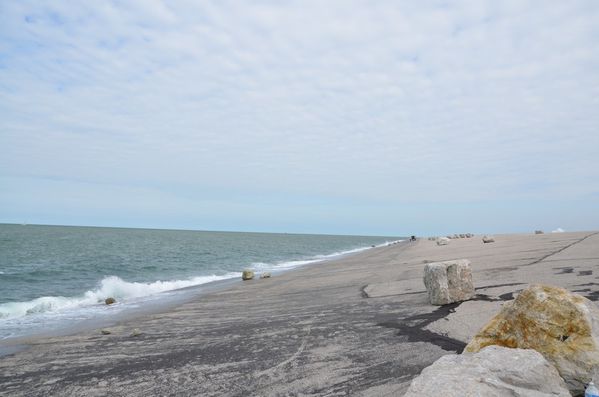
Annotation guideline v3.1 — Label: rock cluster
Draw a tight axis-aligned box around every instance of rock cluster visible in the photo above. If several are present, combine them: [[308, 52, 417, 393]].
[[466, 284, 599, 393], [430, 233, 474, 241], [404, 345, 570, 396], [423, 259, 474, 305], [241, 270, 254, 280]]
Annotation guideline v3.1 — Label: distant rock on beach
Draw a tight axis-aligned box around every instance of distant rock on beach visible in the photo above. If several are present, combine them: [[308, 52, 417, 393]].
[[131, 328, 142, 337], [482, 235, 495, 243], [436, 237, 450, 246], [242, 270, 255, 280]]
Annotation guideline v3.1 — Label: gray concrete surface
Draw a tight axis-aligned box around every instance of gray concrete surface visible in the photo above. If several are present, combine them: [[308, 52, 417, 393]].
[[1, 231, 598, 396]]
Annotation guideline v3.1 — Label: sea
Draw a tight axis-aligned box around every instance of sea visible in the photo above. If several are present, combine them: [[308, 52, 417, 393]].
[[0, 224, 402, 340]]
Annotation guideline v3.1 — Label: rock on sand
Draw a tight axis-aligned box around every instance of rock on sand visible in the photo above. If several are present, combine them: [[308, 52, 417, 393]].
[[436, 237, 450, 246], [482, 235, 495, 243], [242, 270, 254, 280], [131, 328, 142, 337]]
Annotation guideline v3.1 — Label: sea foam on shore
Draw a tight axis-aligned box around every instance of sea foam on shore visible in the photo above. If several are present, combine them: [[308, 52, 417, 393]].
[[0, 224, 402, 340]]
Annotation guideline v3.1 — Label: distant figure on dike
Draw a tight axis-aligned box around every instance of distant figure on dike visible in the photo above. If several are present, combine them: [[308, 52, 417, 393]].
[[410, 235, 416, 242]]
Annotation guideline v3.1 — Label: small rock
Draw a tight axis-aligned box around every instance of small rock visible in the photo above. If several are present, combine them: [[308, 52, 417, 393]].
[[423, 259, 474, 305], [131, 328, 142, 337], [436, 237, 450, 246], [535, 230, 544, 234], [104, 297, 116, 305], [101, 329, 111, 335], [260, 272, 271, 279], [482, 235, 495, 243], [404, 345, 570, 396], [242, 269, 254, 280], [466, 284, 599, 393]]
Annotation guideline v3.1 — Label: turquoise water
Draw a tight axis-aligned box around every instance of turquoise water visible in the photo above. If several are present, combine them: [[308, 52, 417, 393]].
[[0, 224, 401, 339]]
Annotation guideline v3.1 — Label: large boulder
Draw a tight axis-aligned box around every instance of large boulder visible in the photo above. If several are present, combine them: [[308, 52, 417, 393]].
[[465, 284, 599, 393], [404, 345, 570, 396], [423, 259, 475, 305], [241, 269, 255, 280]]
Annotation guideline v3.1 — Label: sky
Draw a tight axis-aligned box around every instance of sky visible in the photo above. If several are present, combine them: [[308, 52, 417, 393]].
[[1, 1, 599, 236]]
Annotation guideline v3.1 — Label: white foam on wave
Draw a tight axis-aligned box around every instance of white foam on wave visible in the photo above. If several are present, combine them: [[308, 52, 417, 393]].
[[0, 239, 402, 332], [0, 273, 239, 320], [251, 239, 404, 272]]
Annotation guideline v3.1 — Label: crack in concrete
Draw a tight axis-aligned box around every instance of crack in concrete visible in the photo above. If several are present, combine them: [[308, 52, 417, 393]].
[[522, 232, 599, 267]]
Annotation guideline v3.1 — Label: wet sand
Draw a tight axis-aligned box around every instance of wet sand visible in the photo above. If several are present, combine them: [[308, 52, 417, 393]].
[[1, 231, 598, 396]]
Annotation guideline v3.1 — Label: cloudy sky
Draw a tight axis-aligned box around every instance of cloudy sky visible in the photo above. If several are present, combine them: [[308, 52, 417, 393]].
[[1, 1, 598, 236]]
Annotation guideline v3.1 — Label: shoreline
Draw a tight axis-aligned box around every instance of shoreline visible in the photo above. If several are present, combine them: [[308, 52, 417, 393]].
[[1, 231, 598, 396], [0, 239, 404, 356]]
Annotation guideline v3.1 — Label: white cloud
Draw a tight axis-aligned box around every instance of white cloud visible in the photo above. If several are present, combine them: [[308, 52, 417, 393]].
[[1, 0, 598, 232]]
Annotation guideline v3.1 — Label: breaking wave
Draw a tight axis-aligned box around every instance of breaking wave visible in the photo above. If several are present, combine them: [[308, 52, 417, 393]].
[[0, 273, 238, 320]]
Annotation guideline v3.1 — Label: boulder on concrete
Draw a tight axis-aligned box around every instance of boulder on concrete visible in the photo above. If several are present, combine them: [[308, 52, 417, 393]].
[[482, 235, 495, 243], [423, 259, 475, 305], [466, 284, 599, 393], [404, 345, 570, 397]]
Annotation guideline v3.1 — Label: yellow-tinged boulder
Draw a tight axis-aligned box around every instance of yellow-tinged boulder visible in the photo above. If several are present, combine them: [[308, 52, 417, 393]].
[[241, 269, 254, 281], [465, 284, 599, 393]]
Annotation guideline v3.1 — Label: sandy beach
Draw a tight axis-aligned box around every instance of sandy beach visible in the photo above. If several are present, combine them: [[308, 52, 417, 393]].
[[1, 231, 598, 396]]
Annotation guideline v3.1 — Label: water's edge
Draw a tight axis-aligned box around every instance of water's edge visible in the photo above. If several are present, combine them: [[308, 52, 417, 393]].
[[0, 240, 406, 357]]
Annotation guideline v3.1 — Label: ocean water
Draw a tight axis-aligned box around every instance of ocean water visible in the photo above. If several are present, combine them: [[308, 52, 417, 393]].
[[0, 224, 401, 340]]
